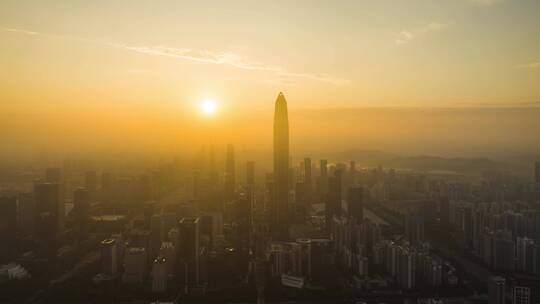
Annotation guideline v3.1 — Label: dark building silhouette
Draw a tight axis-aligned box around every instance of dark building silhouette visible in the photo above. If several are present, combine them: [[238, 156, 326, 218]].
[[326, 169, 342, 231], [225, 144, 236, 200], [45, 168, 62, 183], [272, 92, 290, 240], [246, 161, 255, 187], [489, 276, 506, 304], [347, 187, 364, 223], [319, 159, 328, 196], [535, 161, 540, 184], [304, 158, 312, 199], [73, 187, 90, 241], [0, 196, 18, 262], [34, 182, 64, 234]]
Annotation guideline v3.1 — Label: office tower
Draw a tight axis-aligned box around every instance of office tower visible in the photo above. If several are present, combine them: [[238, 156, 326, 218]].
[[347, 187, 364, 223], [349, 161, 356, 186], [35, 212, 57, 258], [17, 192, 35, 236], [398, 247, 416, 289], [489, 276, 506, 304], [304, 158, 312, 198], [512, 286, 531, 304], [85, 171, 97, 200], [150, 214, 163, 259], [0, 196, 18, 262], [122, 247, 147, 284], [319, 159, 328, 195], [73, 187, 90, 241], [326, 170, 342, 231], [535, 161, 540, 184], [516, 237, 535, 273], [209, 145, 218, 187], [246, 161, 255, 187], [101, 238, 118, 275], [494, 237, 515, 271], [159, 242, 176, 276], [404, 210, 425, 245], [273, 92, 290, 240], [151, 256, 168, 292], [45, 168, 62, 183], [225, 144, 236, 200], [178, 217, 202, 289], [34, 182, 64, 234]]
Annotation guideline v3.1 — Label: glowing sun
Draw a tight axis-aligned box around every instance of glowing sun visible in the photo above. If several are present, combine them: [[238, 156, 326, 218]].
[[200, 99, 217, 116]]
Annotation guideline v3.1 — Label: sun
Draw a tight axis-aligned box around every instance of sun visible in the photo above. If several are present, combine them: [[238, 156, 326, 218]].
[[200, 99, 217, 116]]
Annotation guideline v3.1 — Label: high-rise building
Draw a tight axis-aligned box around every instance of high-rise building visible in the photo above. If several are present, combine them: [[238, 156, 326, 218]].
[[246, 161, 255, 187], [225, 144, 236, 200], [17, 192, 35, 237], [73, 187, 90, 241], [273, 92, 290, 240], [489, 276, 506, 304], [178, 217, 202, 289], [122, 247, 147, 284], [535, 161, 540, 184], [326, 170, 342, 231], [404, 209, 425, 245], [319, 159, 328, 196], [101, 238, 118, 275], [151, 256, 168, 292], [45, 168, 62, 183], [85, 171, 97, 200], [0, 196, 18, 262], [34, 182, 64, 234], [516, 237, 536, 273], [304, 158, 312, 199], [512, 286, 531, 304], [347, 187, 364, 223]]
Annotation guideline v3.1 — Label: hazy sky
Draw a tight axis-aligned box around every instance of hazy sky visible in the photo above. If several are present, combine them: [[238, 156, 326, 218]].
[[1, 0, 539, 158]]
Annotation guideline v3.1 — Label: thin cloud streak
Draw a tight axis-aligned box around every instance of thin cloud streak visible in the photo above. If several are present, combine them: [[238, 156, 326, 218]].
[[112, 44, 349, 85], [395, 22, 448, 45], [1, 26, 349, 86], [516, 61, 540, 69]]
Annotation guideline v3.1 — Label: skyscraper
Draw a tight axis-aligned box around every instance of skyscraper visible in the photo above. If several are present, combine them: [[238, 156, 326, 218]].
[[273, 92, 289, 240], [535, 161, 540, 184], [489, 276, 506, 304], [246, 161, 255, 187], [225, 144, 236, 200]]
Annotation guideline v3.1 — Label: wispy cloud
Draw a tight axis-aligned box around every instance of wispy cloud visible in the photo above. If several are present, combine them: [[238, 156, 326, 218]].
[[516, 61, 540, 69], [395, 22, 449, 45], [467, 0, 504, 6], [1, 26, 349, 86]]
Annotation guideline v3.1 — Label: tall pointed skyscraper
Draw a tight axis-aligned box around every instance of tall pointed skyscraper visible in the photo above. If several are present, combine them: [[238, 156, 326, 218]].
[[273, 92, 289, 240]]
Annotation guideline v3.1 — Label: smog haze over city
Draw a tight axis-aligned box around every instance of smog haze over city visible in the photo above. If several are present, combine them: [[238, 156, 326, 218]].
[[1, 1, 540, 304]]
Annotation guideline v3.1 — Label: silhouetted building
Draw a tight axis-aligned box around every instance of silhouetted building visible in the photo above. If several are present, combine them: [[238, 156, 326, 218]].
[[326, 170, 342, 231], [489, 276, 506, 304], [122, 247, 147, 284], [178, 217, 205, 291], [246, 161, 255, 187], [0, 196, 18, 262], [347, 187, 364, 223], [73, 187, 90, 241], [404, 209, 425, 245], [17, 192, 35, 237], [45, 168, 62, 183], [34, 182, 64, 234], [101, 238, 118, 275], [304, 158, 312, 200], [319, 159, 328, 196], [225, 144, 236, 200], [272, 92, 290, 240]]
